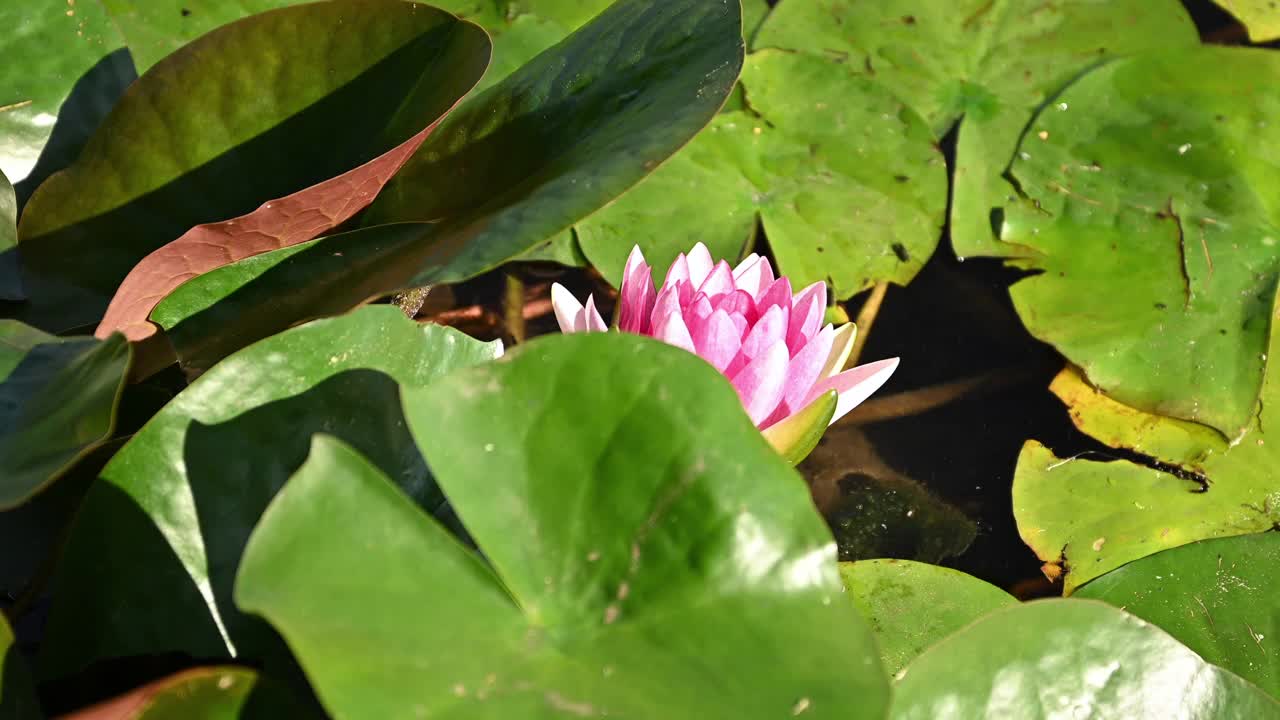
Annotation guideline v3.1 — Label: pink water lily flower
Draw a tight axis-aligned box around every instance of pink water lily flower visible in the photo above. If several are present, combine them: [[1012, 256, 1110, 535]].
[[551, 243, 898, 461]]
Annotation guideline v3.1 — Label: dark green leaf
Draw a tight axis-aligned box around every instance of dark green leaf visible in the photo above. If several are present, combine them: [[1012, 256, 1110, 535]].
[[753, 0, 1198, 259], [0, 614, 40, 719], [16, 0, 489, 334], [0, 321, 130, 510], [1004, 46, 1280, 436], [237, 333, 890, 719], [890, 599, 1280, 719], [152, 0, 743, 371], [841, 560, 1016, 676], [38, 307, 500, 679], [1077, 533, 1280, 700]]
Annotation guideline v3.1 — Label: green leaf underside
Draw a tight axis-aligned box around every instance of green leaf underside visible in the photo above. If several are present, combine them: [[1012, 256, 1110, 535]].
[[0, 321, 130, 510], [578, 51, 946, 298], [1078, 533, 1280, 700], [890, 599, 1280, 719], [1005, 46, 1280, 437], [752, 0, 1198, 260], [38, 307, 500, 679], [151, 0, 743, 371], [841, 559, 1016, 676], [16, 0, 490, 334], [237, 333, 889, 719], [0, 613, 40, 719]]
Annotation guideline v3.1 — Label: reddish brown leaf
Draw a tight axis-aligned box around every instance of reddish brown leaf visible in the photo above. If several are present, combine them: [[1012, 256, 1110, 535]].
[[57, 667, 258, 719], [94, 115, 448, 341]]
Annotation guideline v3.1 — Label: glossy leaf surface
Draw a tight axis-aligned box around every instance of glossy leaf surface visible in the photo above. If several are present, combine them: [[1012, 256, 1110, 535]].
[[39, 307, 500, 678], [150, 0, 743, 371], [17, 0, 489, 334], [841, 559, 1016, 675], [890, 599, 1280, 719], [1078, 533, 1280, 699], [237, 333, 890, 719]]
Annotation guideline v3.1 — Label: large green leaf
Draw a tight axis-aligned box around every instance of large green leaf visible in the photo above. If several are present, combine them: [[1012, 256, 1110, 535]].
[[150, 0, 743, 371], [753, 0, 1198, 260], [1078, 533, 1280, 700], [38, 307, 500, 679], [237, 333, 890, 719], [16, 0, 489, 334], [0, 321, 130, 510], [0, 614, 39, 719], [1004, 46, 1280, 436], [1213, 1, 1280, 42], [577, 49, 946, 296], [841, 560, 1016, 676], [0, 0, 134, 193], [1014, 368, 1280, 593], [890, 599, 1280, 719]]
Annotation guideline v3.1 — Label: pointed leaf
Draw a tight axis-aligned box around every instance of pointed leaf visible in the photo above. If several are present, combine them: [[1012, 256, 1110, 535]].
[[762, 390, 837, 465], [63, 667, 308, 720]]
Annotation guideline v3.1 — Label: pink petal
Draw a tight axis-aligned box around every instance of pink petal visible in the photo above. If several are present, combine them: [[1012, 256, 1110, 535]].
[[551, 283, 585, 334], [618, 246, 655, 334], [692, 309, 742, 372], [698, 260, 735, 299], [729, 341, 790, 426], [726, 311, 749, 338], [582, 295, 608, 333], [713, 289, 756, 324], [806, 358, 900, 426], [661, 253, 690, 294], [728, 304, 787, 377], [732, 253, 760, 277], [781, 324, 835, 411], [683, 293, 714, 338], [653, 310, 697, 354], [788, 282, 826, 355], [734, 255, 774, 300], [649, 282, 682, 336], [756, 277, 792, 320], [821, 323, 858, 379], [686, 242, 714, 288]]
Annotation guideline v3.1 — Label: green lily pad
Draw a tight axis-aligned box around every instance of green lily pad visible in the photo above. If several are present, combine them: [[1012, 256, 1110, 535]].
[[0, 321, 130, 510], [151, 0, 743, 372], [38, 307, 500, 680], [890, 599, 1280, 719], [0, 0, 134, 193], [578, 50, 947, 296], [841, 559, 1017, 676], [16, 0, 489, 334], [1213, 1, 1280, 42], [1004, 46, 1280, 436], [0, 613, 39, 719], [753, 0, 1198, 260], [1014, 368, 1280, 594], [236, 333, 890, 719], [1078, 533, 1280, 700]]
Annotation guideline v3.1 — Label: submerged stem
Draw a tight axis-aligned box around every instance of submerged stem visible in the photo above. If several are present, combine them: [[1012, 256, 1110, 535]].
[[504, 273, 527, 344], [848, 281, 889, 367]]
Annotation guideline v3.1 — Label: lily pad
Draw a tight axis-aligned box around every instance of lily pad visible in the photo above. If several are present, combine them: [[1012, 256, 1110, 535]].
[[752, 0, 1198, 260], [151, 0, 743, 371], [38, 307, 501, 680], [578, 51, 947, 296], [236, 333, 890, 719], [891, 599, 1280, 718], [1213, 1, 1280, 42], [69, 667, 308, 720], [1004, 46, 1280, 437], [1077, 533, 1280, 700], [0, 0, 134, 191], [0, 321, 130, 510], [16, 0, 489, 334], [841, 559, 1016, 675], [0, 613, 39, 719], [1013, 368, 1280, 593]]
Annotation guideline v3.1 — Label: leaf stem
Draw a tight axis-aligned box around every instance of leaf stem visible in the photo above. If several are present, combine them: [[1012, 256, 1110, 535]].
[[504, 272, 526, 344], [848, 281, 889, 367]]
